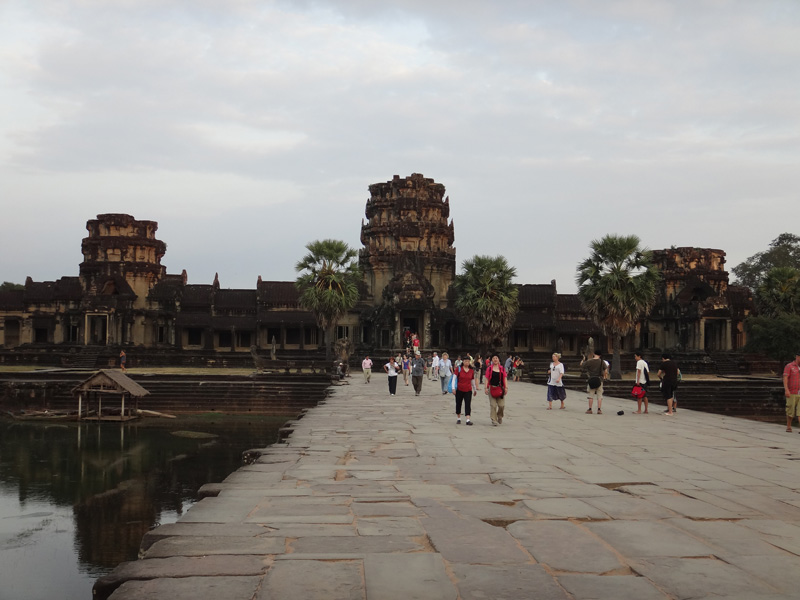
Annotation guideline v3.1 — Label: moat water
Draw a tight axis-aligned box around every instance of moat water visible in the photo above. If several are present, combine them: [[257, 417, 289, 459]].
[[0, 415, 290, 600]]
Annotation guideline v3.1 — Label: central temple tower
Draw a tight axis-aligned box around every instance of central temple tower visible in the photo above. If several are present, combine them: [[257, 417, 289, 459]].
[[359, 173, 456, 348]]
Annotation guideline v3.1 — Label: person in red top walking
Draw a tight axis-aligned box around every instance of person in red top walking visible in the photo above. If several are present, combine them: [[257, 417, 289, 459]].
[[783, 352, 800, 432], [453, 356, 478, 425]]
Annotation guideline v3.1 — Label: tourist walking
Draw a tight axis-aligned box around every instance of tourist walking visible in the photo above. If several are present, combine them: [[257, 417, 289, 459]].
[[504, 354, 513, 375], [439, 352, 453, 395], [425, 352, 433, 380], [411, 352, 426, 396], [119, 350, 127, 372], [580, 351, 607, 414], [657, 353, 679, 416], [633, 351, 649, 413], [362, 355, 373, 384], [513, 356, 524, 381], [431, 352, 440, 379], [384, 356, 399, 396], [453, 356, 477, 425], [475, 354, 483, 384], [485, 354, 509, 426], [783, 352, 800, 432], [546, 353, 566, 409], [402, 354, 411, 386]]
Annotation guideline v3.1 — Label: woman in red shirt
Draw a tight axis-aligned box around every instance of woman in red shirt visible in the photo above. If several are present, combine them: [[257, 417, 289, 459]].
[[453, 356, 478, 425]]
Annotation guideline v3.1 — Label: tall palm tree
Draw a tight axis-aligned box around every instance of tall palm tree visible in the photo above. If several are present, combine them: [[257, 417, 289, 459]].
[[453, 255, 519, 354], [576, 234, 659, 379], [295, 239, 362, 360], [755, 267, 800, 317]]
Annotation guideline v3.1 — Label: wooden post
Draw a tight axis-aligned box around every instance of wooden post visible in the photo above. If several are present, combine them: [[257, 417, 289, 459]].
[[78, 392, 82, 421], [121, 392, 126, 418]]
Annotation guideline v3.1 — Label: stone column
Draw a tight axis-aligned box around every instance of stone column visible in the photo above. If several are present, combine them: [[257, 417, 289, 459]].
[[699, 318, 705, 351]]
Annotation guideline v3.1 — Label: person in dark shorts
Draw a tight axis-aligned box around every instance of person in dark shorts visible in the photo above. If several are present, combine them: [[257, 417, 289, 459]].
[[657, 353, 679, 416]]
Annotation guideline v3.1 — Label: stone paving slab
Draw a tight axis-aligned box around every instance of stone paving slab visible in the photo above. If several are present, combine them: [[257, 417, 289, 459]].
[[102, 380, 800, 600]]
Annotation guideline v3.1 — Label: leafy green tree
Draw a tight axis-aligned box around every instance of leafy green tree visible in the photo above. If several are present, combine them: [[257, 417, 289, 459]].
[[452, 255, 519, 353], [755, 267, 800, 317], [745, 313, 800, 363], [576, 234, 659, 379], [295, 239, 362, 360], [732, 233, 800, 290], [0, 282, 24, 292]]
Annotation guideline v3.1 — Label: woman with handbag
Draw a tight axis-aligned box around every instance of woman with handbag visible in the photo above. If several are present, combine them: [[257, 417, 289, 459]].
[[485, 354, 509, 426]]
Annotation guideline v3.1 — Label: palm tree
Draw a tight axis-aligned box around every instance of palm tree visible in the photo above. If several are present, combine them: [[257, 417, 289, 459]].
[[295, 239, 362, 360], [452, 255, 519, 354], [576, 235, 659, 379], [755, 267, 800, 317]]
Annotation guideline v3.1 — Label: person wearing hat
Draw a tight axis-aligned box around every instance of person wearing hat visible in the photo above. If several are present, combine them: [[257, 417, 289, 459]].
[[783, 352, 800, 432], [411, 351, 426, 396]]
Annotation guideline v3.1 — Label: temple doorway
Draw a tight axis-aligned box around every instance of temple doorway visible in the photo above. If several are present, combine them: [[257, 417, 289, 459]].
[[402, 316, 420, 348], [86, 314, 109, 345]]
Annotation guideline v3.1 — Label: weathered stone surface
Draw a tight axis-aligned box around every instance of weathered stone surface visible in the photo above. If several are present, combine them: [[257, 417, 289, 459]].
[[291, 534, 424, 554], [450, 563, 569, 600], [630, 557, 776, 598], [139, 523, 267, 552], [258, 559, 362, 600], [108, 576, 262, 600], [522, 497, 609, 520], [507, 520, 624, 573], [419, 500, 531, 564], [356, 516, 425, 536], [144, 536, 284, 558], [585, 520, 716, 558], [556, 574, 669, 600], [94, 556, 267, 600], [364, 554, 457, 600]]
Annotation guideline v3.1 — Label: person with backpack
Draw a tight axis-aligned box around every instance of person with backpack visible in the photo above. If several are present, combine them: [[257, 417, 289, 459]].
[[580, 351, 607, 414], [633, 351, 650, 413], [453, 356, 478, 425], [485, 354, 509, 426]]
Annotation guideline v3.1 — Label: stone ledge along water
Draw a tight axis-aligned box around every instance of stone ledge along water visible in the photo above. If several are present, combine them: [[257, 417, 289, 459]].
[[95, 377, 800, 600]]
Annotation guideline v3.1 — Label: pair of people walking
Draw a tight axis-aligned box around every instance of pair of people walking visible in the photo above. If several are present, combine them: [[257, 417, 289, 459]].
[[452, 354, 508, 427]]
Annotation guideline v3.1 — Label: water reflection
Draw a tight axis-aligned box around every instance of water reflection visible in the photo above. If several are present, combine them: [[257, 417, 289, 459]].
[[0, 416, 288, 600]]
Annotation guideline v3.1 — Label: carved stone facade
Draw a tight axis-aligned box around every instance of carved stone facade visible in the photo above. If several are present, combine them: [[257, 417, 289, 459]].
[[0, 182, 755, 358], [358, 174, 457, 349], [645, 247, 754, 351]]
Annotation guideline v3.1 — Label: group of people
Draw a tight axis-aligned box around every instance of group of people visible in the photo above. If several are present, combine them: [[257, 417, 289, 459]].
[[364, 347, 686, 425], [574, 350, 680, 416], [361, 352, 512, 426]]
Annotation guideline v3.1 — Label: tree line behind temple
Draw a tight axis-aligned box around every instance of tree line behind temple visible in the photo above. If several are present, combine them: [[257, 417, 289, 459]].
[[293, 233, 800, 373]]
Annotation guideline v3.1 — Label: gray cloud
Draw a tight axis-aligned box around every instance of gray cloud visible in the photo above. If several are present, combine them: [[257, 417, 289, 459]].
[[1, 0, 798, 292]]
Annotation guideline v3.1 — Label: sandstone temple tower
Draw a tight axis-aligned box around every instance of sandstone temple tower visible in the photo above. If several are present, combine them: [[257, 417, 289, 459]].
[[358, 173, 456, 348], [79, 214, 167, 345]]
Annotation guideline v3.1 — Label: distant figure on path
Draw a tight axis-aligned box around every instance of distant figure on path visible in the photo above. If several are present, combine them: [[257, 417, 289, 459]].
[[384, 357, 399, 396], [783, 352, 800, 432], [634, 351, 649, 414], [657, 353, 679, 416], [485, 354, 508, 426], [546, 353, 565, 409], [119, 350, 127, 372], [362, 355, 373, 384], [580, 351, 606, 414], [402, 354, 411, 386], [426, 352, 433, 380], [454, 356, 477, 425], [431, 352, 440, 379], [439, 352, 453, 395], [411, 352, 425, 396]]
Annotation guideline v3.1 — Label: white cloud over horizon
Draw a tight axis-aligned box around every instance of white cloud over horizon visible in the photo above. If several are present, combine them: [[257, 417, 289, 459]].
[[1, 0, 798, 292]]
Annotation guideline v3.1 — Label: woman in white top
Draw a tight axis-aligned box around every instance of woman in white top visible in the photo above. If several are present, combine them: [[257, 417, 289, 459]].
[[546, 352, 566, 409], [383, 356, 399, 396]]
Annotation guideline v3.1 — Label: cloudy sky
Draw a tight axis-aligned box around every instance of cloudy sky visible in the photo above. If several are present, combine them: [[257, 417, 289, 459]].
[[1, 0, 798, 294]]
